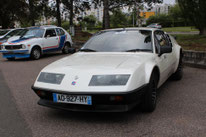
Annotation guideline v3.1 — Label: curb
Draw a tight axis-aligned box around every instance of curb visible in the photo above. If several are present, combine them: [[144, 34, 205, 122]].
[[183, 50, 206, 69]]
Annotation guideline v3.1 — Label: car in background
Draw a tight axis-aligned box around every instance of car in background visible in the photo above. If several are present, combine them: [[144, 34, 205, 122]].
[[0, 29, 24, 39], [0, 25, 73, 60], [32, 27, 183, 112], [147, 23, 162, 29], [0, 29, 26, 45], [0, 29, 10, 38]]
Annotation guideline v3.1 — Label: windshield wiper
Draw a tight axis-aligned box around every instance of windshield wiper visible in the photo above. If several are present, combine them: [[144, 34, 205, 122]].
[[125, 49, 152, 52], [79, 49, 97, 52]]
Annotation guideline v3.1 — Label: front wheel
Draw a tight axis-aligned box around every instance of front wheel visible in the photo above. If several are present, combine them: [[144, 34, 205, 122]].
[[30, 47, 41, 60], [141, 72, 158, 112]]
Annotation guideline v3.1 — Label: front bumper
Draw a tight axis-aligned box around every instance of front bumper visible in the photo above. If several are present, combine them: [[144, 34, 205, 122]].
[[0, 50, 30, 58], [32, 84, 148, 112]]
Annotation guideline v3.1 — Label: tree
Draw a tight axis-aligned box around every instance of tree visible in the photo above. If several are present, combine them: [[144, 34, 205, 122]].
[[146, 14, 172, 27], [28, 0, 35, 26], [0, 0, 27, 28], [27, 0, 51, 26], [62, 0, 90, 27], [56, 0, 62, 26], [94, 0, 127, 29], [93, 0, 162, 29], [126, 0, 163, 27], [82, 15, 97, 28], [178, 0, 206, 35], [169, 4, 187, 26], [110, 9, 128, 28]]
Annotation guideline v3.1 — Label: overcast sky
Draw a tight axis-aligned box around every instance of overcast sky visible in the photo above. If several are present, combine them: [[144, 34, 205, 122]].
[[164, 0, 176, 4]]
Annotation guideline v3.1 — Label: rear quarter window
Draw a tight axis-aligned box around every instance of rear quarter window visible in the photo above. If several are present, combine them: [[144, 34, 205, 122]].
[[56, 28, 65, 36]]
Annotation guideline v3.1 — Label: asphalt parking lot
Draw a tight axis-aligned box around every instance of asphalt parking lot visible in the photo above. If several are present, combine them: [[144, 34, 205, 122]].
[[0, 53, 206, 137]]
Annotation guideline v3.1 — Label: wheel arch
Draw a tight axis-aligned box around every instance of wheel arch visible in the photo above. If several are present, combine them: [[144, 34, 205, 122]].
[[63, 41, 72, 49], [31, 45, 42, 54], [145, 64, 160, 86], [174, 47, 183, 73]]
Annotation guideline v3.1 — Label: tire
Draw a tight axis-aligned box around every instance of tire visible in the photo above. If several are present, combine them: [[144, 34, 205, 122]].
[[141, 72, 158, 112], [7, 57, 15, 61], [30, 47, 41, 60], [62, 43, 71, 54], [171, 53, 183, 80]]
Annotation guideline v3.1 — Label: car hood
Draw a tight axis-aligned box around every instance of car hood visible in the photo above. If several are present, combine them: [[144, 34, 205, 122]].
[[7, 36, 21, 42], [0, 36, 21, 44], [35, 52, 155, 92], [3, 37, 38, 45], [45, 52, 154, 71]]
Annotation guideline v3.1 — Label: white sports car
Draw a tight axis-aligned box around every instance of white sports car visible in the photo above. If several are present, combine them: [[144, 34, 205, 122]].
[[32, 28, 183, 112]]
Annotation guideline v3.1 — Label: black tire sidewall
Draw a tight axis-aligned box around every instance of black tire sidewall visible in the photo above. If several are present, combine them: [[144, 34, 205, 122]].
[[62, 43, 71, 54], [31, 47, 41, 60], [142, 72, 158, 112]]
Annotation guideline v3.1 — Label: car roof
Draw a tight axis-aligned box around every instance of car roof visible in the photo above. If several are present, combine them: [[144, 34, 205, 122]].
[[101, 27, 160, 32], [27, 25, 57, 30]]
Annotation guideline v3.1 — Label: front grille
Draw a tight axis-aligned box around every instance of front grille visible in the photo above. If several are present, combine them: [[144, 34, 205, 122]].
[[5, 45, 22, 50]]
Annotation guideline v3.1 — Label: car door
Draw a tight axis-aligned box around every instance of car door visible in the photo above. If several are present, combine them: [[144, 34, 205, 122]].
[[43, 29, 59, 51], [154, 31, 174, 85]]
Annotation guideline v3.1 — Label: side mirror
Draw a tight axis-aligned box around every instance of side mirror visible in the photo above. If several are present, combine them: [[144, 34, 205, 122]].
[[174, 36, 177, 40], [159, 46, 172, 56]]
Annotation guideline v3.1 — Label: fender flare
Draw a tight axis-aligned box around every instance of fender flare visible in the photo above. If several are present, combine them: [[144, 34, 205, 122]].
[[145, 63, 160, 86], [30, 45, 42, 54]]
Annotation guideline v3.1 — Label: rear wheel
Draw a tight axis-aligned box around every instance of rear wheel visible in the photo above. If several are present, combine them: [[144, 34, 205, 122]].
[[62, 43, 71, 54], [171, 53, 183, 80], [31, 47, 41, 60], [7, 57, 15, 61], [141, 72, 158, 112]]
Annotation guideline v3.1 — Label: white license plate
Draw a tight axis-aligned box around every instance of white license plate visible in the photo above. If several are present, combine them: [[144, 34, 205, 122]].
[[53, 93, 92, 105]]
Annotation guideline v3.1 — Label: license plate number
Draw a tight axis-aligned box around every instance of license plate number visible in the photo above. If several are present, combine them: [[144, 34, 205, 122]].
[[53, 93, 92, 105]]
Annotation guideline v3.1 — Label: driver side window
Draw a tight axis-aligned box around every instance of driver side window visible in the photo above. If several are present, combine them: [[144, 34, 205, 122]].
[[154, 31, 170, 53], [44, 29, 56, 37]]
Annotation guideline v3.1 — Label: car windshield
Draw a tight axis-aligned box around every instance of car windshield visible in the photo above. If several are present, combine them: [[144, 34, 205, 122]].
[[22, 29, 44, 38], [5, 29, 27, 38], [0, 30, 10, 36], [81, 30, 153, 52]]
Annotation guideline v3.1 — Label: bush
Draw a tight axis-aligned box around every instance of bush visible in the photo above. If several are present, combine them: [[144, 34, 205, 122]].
[[62, 21, 70, 30], [147, 14, 173, 27]]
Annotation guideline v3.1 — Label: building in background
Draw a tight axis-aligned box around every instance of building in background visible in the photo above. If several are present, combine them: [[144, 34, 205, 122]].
[[154, 4, 171, 15], [139, 4, 172, 25], [81, 3, 104, 22]]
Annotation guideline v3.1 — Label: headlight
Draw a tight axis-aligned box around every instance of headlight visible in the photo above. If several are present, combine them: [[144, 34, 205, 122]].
[[89, 75, 130, 86], [21, 44, 26, 49], [37, 72, 65, 84]]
